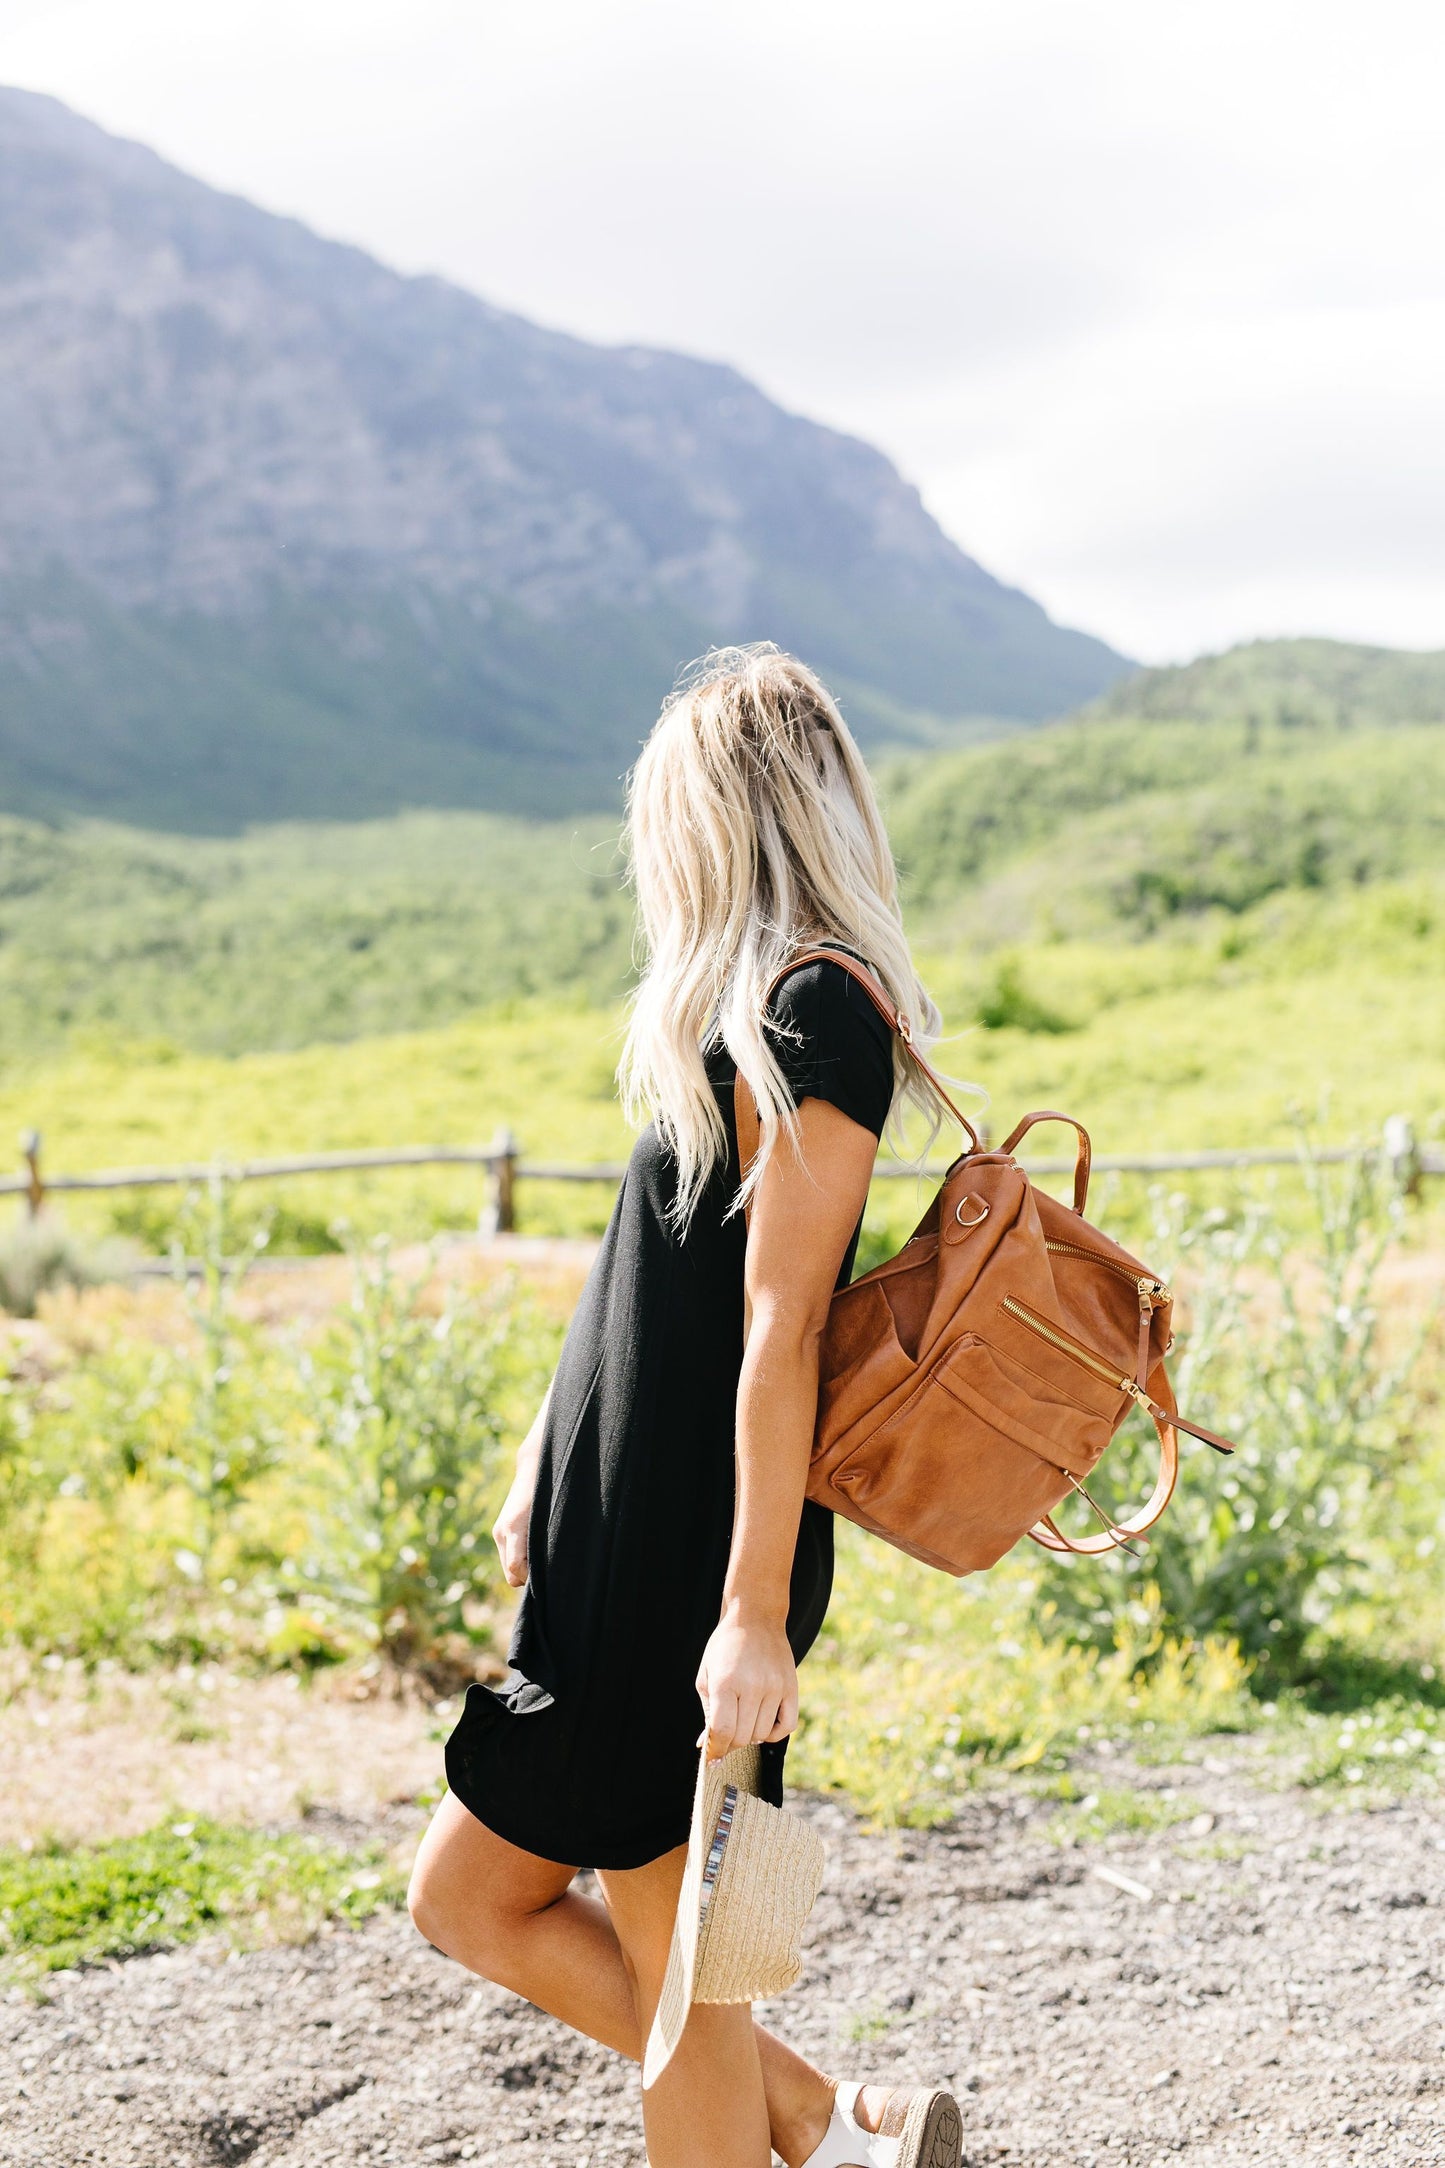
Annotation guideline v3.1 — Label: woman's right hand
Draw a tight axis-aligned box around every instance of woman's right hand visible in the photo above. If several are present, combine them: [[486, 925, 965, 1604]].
[[696, 1608, 798, 1759]]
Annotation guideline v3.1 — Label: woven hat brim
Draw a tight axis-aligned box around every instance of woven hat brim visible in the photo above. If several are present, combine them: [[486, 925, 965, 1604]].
[[642, 1746, 825, 2090]]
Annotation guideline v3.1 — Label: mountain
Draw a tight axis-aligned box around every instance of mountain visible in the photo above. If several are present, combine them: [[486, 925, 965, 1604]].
[[0, 87, 1130, 830]]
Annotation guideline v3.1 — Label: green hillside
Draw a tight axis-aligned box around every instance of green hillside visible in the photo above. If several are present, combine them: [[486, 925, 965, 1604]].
[[884, 718, 1445, 939], [1090, 635, 1445, 730], [0, 573, 702, 829], [882, 637, 1445, 920], [0, 810, 630, 1064], [2, 866, 1439, 1257], [3, 637, 1442, 1069], [0, 577, 1048, 833]]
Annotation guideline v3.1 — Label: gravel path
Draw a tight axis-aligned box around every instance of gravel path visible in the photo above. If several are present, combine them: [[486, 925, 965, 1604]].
[[3, 1749, 1442, 2167]]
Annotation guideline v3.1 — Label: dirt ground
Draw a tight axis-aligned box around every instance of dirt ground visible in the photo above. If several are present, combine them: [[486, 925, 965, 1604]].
[[2, 1708, 1442, 2168], [0, 1667, 449, 1850]]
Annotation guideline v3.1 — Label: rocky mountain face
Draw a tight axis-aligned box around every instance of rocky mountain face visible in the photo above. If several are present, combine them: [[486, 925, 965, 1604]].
[[0, 87, 1130, 827]]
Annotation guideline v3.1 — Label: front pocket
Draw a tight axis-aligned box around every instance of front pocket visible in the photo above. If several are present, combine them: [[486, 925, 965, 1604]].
[[935, 1331, 1117, 1472], [999, 1296, 1132, 1413], [818, 1332, 1114, 1575]]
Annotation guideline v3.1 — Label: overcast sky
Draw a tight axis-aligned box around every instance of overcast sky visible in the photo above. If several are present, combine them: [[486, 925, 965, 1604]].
[[6, 0, 1444, 664]]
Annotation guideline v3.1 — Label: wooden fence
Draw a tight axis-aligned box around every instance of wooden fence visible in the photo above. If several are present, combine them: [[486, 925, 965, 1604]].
[[4, 1117, 1439, 1236]]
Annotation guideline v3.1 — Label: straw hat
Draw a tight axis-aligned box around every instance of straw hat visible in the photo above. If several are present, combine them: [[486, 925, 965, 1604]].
[[642, 1743, 827, 2090]]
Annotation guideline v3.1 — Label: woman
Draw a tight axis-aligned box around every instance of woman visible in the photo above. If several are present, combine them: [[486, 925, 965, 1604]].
[[408, 646, 962, 2168]]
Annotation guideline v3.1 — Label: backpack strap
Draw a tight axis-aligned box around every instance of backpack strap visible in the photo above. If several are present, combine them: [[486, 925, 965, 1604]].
[[733, 947, 981, 1209], [1022, 1368, 1233, 1555]]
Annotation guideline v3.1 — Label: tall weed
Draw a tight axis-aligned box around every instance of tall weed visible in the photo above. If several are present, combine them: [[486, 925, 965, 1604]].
[[162, 1178, 285, 1579], [288, 1240, 518, 1674]]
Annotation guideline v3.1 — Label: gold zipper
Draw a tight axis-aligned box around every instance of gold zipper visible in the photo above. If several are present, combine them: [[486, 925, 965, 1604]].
[[1045, 1239, 1172, 1313], [1001, 1295, 1132, 1393]]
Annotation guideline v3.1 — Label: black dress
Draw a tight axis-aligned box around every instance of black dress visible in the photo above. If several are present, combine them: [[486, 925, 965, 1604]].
[[444, 952, 896, 1869]]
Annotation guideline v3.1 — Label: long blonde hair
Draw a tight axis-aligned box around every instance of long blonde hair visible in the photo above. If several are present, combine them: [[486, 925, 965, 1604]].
[[619, 643, 964, 1233]]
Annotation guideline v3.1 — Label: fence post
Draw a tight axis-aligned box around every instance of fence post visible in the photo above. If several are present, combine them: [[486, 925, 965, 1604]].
[[20, 1130, 43, 1218], [482, 1127, 519, 1237], [1383, 1113, 1422, 1199]]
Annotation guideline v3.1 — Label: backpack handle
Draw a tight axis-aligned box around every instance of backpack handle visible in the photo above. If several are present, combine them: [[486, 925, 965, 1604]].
[[1028, 1378, 1181, 1556], [999, 1109, 1093, 1215]]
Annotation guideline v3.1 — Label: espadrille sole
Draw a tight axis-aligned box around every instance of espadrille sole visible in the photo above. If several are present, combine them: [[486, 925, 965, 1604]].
[[895, 2088, 962, 2168]]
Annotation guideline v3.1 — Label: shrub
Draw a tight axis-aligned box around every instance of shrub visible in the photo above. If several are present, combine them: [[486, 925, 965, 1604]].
[[1033, 1138, 1432, 1678], [975, 956, 1073, 1034], [0, 1211, 137, 1318], [162, 1178, 287, 1580], [108, 1187, 345, 1260], [0, 1184, 553, 1674], [0, 1286, 292, 1665]]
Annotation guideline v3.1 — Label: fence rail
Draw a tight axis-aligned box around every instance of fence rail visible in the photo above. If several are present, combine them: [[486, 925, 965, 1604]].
[[5, 1118, 1439, 1234]]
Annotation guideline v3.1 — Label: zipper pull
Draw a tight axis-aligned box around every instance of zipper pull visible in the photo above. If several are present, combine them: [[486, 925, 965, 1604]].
[[1134, 1282, 1167, 1398]]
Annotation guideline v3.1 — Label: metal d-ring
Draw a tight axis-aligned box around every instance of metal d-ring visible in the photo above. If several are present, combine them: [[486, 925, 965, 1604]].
[[954, 1196, 989, 1230]]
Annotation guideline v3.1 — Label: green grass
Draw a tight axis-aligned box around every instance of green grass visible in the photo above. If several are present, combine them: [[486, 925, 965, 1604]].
[[789, 1526, 1254, 1827], [922, 882, 1445, 1146], [0, 1002, 634, 1246], [1293, 1694, 1445, 1796], [842, 2003, 901, 2044], [1043, 1783, 1209, 1845], [0, 1818, 405, 1985]]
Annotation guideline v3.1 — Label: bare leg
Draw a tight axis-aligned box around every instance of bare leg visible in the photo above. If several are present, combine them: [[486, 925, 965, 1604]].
[[409, 1791, 636, 2049], [408, 1794, 836, 2163], [599, 1844, 770, 2168]]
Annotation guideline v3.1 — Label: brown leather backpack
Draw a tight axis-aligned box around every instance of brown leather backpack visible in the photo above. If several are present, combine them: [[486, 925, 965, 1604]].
[[736, 947, 1235, 1575]]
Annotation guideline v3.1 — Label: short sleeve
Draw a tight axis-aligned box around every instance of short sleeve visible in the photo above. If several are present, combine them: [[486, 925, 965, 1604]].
[[764, 957, 896, 1139]]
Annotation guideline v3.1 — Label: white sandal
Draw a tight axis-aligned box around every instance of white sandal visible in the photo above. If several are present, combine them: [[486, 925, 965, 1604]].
[[799, 2080, 962, 2168]]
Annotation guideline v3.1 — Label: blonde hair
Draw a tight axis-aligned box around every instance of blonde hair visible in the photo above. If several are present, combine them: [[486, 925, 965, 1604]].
[[619, 643, 965, 1233]]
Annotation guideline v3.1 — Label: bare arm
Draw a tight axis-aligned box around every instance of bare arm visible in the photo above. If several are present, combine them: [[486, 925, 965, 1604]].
[[492, 1376, 555, 1589], [696, 1095, 879, 1759]]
